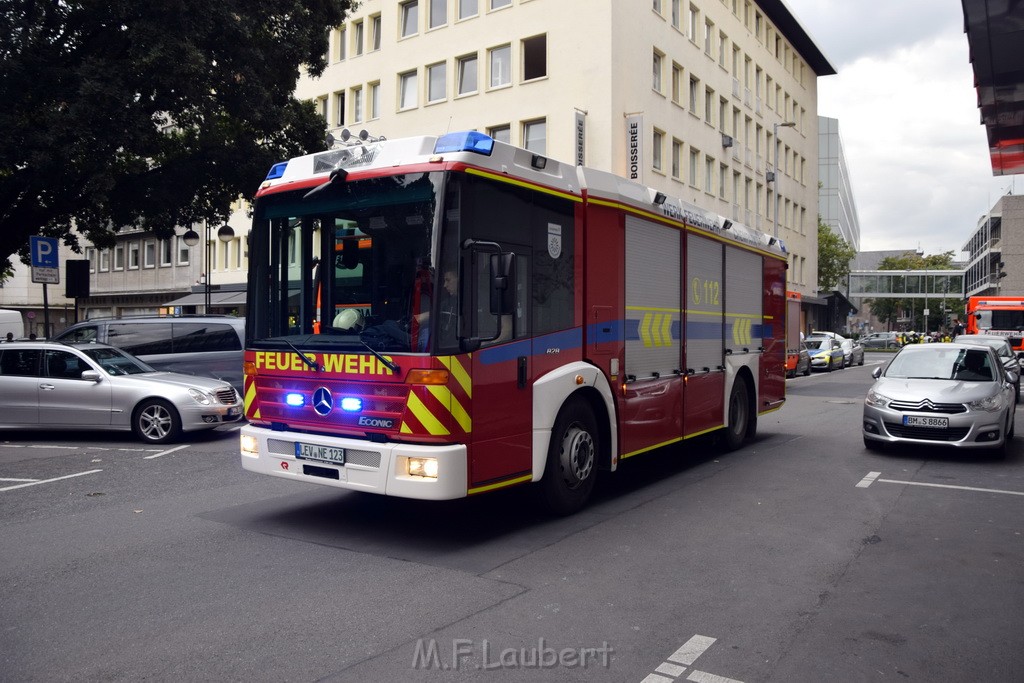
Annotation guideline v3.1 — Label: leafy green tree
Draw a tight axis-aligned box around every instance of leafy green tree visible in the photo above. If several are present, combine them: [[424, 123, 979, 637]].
[[817, 219, 857, 292], [0, 0, 351, 274]]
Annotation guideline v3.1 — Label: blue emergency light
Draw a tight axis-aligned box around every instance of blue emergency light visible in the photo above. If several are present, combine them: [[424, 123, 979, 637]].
[[285, 392, 305, 407], [433, 131, 494, 156], [265, 161, 289, 180], [340, 397, 362, 412]]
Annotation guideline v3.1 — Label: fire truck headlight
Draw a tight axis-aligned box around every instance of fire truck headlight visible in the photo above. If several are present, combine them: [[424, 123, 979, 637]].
[[240, 435, 259, 458], [407, 457, 439, 479]]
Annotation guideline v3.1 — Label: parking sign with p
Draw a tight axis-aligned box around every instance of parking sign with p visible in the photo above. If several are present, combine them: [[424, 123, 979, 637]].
[[30, 235, 60, 284]]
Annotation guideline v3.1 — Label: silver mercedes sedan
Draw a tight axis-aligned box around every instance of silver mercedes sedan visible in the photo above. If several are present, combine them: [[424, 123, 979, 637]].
[[863, 343, 1017, 455], [0, 341, 242, 444]]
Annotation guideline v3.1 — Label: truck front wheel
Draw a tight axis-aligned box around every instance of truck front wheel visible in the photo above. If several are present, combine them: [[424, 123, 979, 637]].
[[541, 400, 598, 515]]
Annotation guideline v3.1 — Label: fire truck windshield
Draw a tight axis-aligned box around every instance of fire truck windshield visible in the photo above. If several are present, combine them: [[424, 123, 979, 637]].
[[246, 172, 445, 354]]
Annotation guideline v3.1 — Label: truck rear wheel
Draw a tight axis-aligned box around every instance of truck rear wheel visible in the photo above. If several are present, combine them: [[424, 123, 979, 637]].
[[723, 379, 750, 451], [541, 400, 598, 515]]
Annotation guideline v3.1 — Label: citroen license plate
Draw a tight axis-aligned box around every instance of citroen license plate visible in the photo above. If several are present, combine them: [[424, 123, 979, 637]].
[[903, 415, 948, 428], [295, 442, 346, 465]]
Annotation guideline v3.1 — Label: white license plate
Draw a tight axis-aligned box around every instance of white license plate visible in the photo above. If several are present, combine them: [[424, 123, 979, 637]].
[[903, 415, 948, 428], [295, 442, 346, 465]]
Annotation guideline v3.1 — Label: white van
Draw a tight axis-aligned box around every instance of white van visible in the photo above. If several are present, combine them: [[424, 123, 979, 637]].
[[0, 309, 24, 340]]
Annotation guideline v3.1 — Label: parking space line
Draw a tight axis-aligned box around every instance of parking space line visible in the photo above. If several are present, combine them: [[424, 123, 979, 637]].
[[143, 444, 188, 460], [0, 469, 103, 492], [858, 471, 1024, 497], [687, 670, 744, 683], [0, 478, 39, 483], [668, 635, 717, 666]]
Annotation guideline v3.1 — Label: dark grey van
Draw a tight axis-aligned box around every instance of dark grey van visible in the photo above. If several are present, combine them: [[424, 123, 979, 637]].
[[53, 316, 245, 392]]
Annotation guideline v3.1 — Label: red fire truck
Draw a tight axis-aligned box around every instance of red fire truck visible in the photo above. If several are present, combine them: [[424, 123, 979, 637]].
[[239, 131, 787, 513], [965, 296, 1024, 353]]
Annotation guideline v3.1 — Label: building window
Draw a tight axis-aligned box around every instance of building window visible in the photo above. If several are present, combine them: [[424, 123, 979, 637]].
[[705, 156, 714, 193], [719, 97, 728, 132], [144, 240, 156, 268], [671, 138, 682, 178], [689, 76, 699, 114], [113, 244, 124, 271], [177, 236, 190, 265], [653, 0, 662, 13], [671, 0, 681, 28], [491, 0, 511, 9], [719, 163, 728, 199], [429, 0, 447, 28], [705, 87, 714, 124], [334, 91, 345, 127], [352, 86, 363, 122], [489, 124, 511, 143], [652, 51, 663, 92], [687, 4, 698, 42], [335, 26, 346, 61], [370, 15, 382, 51], [489, 44, 511, 88], [128, 243, 140, 270], [99, 249, 110, 272], [457, 54, 478, 95], [652, 129, 663, 171], [369, 82, 380, 119], [689, 149, 700, 188], [85, 247, 95, 272], [353, 20, 363, 55], [704, 20, 713, 55], [523, 119, 546, 154], [522, 34, 546, 81], [400, 1, 418, 37], [399, 70, 418, 110], [459, 0, 478, 19], [160, 239, 173, 267], [719, 31, 727, 66], [671, 63, 683, 104], [427, 62, 447, 103]]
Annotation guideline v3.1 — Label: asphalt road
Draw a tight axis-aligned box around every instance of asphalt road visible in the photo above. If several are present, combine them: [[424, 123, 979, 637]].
[[2, 351, 1022, 682]]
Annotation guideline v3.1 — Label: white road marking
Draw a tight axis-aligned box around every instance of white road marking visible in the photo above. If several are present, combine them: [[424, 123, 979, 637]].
[[0, 478, 39, 483], [645, 634, 743, 683], [0, 469, 102, 492], [878, 477, 1024, 497], [856, 471, 882, 488], [668, 635, 717, 666], [143, 444, 188, 460], [688, 670, 744, 683], [858, 471, 1024, 497]]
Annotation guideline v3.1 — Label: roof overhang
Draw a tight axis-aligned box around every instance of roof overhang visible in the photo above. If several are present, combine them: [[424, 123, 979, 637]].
[[962, 0, 1024, 175]]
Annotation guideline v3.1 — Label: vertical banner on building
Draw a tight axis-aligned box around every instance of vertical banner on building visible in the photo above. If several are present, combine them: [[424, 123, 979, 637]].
[[575, 110, 586, 166], [626, 113, 644, 183]]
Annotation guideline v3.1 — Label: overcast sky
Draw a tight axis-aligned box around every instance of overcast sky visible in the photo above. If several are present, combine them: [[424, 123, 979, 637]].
[[784, 0, 1022, 257]]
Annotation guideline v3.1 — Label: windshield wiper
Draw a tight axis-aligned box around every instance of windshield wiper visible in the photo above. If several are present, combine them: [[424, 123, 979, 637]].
[[360, 339, 400, 374], [283, 338, 320, 372]]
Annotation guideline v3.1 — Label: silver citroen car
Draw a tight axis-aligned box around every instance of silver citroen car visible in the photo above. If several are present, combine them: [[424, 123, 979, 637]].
[[0, 341, 242, 444], [863, 343, 1017, 455]]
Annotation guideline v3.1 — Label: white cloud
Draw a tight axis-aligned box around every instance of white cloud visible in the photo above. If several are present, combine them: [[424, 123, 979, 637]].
[[787, 0, 1023, 256]]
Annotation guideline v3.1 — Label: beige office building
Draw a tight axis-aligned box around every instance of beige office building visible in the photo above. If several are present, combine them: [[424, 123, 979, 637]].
[[295, 0, 835, 295]]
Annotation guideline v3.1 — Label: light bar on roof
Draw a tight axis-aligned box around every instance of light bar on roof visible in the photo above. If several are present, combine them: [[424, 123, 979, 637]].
[[433, 131, 494, 156]]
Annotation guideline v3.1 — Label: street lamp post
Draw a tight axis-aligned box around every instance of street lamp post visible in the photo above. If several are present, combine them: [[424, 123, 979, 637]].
[[771, 121, 796, 238], [181, 222, 235, 313]]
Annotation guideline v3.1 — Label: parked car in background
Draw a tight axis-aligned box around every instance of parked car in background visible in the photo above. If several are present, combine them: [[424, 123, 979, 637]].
[[863, 343, 1016, 455], [787, 346, 811, 378], [0, 341, 242, 444], [53, 315, 244, 393], [955, 333, 1021, 401], [860, 331, 899, 349], [846, 339, 865, 367], [804, 336, 845, 372]]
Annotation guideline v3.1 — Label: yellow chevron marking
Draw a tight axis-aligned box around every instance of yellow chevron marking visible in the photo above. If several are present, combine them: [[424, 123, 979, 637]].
[[661, 314, 673, 346], [427, 385, 472, 433], [406, 391, 449, 436], [400, 421, 412, 434], [438, 355, 472, 398], [640, 313, 653, 347]]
